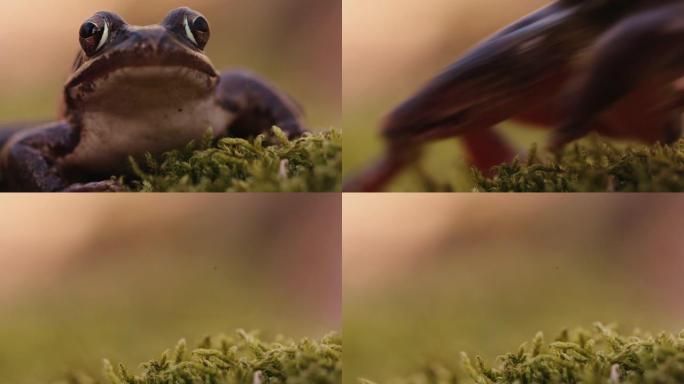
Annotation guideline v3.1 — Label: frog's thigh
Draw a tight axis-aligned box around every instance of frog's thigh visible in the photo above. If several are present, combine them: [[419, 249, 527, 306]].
[[598, 79, 683, 143], [216, 70, 305, 139], [552, 3, 684, 147]]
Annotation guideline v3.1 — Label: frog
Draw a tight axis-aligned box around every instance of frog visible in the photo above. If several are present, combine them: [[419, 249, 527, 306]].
[[0, 7, 305, 191], [343, 0, 684, 192]]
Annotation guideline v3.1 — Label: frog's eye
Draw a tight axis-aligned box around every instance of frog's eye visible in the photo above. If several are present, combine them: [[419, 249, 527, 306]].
[[184, 15, 210, 49], [79, 18, 109, 56]]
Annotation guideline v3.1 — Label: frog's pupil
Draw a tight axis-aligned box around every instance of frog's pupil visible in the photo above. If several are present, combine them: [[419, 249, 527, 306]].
[[80, 22, 99, 39], [193, 17, 209, 32]]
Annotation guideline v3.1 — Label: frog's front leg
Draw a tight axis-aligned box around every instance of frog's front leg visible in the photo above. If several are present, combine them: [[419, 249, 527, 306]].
[[1, 122, 76, 191], [1, 122, 119, 192], [549, 3, 684, 149], [216, 70, 306, 140]]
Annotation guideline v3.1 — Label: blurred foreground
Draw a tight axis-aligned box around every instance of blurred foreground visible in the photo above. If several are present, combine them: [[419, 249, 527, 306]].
[[344, 195, 684, 382], [0, 194, 340, 383]]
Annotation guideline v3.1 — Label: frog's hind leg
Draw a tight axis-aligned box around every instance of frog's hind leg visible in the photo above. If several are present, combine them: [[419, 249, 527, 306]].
[[460, 128, 516, 175], [549, 3, 684, 149], [344, 2, 587, 191], [216, 70, 306, 140]]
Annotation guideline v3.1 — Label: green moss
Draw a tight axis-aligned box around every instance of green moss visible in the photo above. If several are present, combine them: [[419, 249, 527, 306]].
[[367, 324, 684, 384], [473, 138, 684, 192], [66, 331, 341, 384], [124, 127, 341, 192]]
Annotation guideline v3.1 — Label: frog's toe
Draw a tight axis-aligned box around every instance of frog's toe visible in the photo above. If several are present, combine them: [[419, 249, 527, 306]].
[[64, 180, 122, 193]]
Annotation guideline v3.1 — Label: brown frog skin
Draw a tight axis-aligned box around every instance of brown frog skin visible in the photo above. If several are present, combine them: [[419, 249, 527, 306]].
[[344, 0, 684, 192], [0, 7, 305, 191]]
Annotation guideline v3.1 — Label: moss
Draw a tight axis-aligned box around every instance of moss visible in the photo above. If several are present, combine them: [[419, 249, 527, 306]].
[[473, 138, 684, 192], [367, 323, 684, 384], [65, 330, 341, 384], [124, 127, 341, 192]]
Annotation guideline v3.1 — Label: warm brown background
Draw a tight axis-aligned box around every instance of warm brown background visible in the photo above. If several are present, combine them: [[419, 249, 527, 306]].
[[0, 194, 341, 383]]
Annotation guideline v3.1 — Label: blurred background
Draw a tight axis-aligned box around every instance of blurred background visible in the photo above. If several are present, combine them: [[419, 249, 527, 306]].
[[343, 0, 553, 190], [0, 194, 340, 383], [344, 194, 684, 383], [0, 0, 340, 130]]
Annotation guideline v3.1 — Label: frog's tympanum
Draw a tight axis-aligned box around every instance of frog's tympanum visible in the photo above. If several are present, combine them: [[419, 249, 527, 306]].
[[0, 7, 305, 191], [345, 0, 684, 191]]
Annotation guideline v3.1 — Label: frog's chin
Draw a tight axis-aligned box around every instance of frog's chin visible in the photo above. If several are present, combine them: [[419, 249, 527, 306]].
[[66, 65, 218, 108], [65, 48, 218, 105]]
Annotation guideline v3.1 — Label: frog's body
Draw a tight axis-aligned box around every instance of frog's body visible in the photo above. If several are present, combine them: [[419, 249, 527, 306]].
[[0, 7, 305, 191], [344, 0, 684, 192]]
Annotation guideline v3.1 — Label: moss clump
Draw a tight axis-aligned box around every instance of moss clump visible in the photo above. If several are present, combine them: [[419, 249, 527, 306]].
[[125, 127, 341, 192], [367, 323, 684, 384], [473, 139, 684, 192], [67, 330, 341, 384]]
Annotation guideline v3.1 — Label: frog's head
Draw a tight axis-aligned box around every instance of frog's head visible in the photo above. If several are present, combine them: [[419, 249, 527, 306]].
[[64, 7, 219, 113]]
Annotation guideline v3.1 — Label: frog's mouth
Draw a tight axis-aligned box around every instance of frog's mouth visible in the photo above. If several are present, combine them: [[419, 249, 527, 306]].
[[64, 47, 219, 109]]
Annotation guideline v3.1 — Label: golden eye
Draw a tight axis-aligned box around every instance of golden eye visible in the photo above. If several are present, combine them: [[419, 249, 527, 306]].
[[79, 18, 109, 55], [183, 15, 210, 49]]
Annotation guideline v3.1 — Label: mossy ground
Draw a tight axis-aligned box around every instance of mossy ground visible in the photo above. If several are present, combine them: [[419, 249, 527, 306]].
[[365, 324, 684, 384], [123, 128, 341, 192], [473, 138, 684, 192], [66, 331, 341, 384]]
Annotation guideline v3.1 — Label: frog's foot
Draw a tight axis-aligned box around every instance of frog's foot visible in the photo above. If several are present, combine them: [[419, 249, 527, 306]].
[[63, 180, 122, 193], [661, 112, 683, 144], [216, 70, 306, 141], [343, 146, 421, 192], [547, 120, 591, 151]]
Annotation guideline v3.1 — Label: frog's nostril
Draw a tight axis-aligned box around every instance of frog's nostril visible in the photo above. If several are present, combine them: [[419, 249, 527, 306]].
[[129, 27, 168, 49]]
